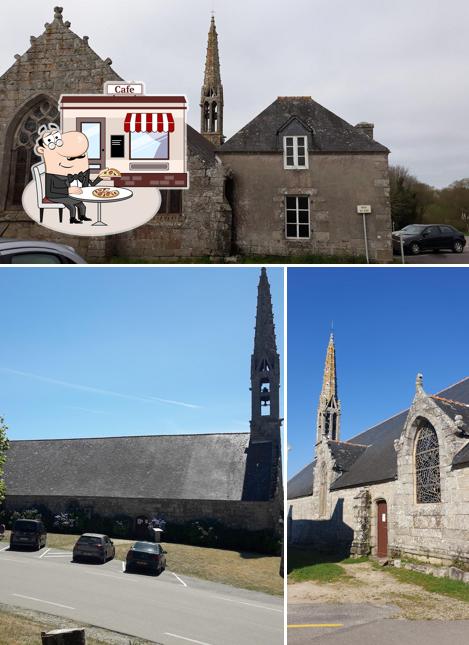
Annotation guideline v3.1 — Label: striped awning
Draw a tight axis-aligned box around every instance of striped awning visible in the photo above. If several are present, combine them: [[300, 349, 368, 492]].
[[124, 113, 175, 133]]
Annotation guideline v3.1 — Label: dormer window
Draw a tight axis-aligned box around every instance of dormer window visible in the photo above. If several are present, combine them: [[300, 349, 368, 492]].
[[283, 136, 308, 169]]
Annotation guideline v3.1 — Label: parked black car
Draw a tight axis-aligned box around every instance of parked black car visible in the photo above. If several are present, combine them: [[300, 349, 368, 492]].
[[125, 541, 167, 575], [72, 533, 115, 564], [392, 224, 466, 255], [10, 519, 47, 550], [0, 240, 86, 264]]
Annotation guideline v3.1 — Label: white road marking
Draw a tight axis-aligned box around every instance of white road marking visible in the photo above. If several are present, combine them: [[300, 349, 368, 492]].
[[121, 562, 125, 572], [13, 593, 75, 610], [0, 545, 9, 552], [164, 633, 213, 645], [214, 595, 283, 613], [39, 548, 50, 559], [171, 572, 188, 587], [42, 554, 72, 557]]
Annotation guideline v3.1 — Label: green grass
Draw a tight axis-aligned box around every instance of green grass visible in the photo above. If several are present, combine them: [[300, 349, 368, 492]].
[[1, 532, 282, 596], [386, 567, 469, 603], [287, 547, 364, 583]]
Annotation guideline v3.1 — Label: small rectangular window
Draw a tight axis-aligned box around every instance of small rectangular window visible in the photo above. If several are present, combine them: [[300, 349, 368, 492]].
[[285, 196, 310, 239], [283, 136, 309, 169]]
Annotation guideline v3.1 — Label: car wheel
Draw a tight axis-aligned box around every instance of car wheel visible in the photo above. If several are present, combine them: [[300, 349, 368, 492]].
[[453, 241, 464, 253], [102, 555, 106, 565], [410, 242, 420, 255]]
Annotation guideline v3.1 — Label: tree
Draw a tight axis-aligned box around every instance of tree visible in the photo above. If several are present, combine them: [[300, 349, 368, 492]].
[[0, 416, 9, 505], [389, 165, 430, 230]]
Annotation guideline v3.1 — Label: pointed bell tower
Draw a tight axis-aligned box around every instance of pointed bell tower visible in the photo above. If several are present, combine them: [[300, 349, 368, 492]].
[[200, 15, 224, 146], [316, 332, 341, 444], [250, 268, 281, 445], [242, 268, 282, 502]]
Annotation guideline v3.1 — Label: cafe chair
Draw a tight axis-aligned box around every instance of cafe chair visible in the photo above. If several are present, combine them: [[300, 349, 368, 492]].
[[32, 162, 64, 224]]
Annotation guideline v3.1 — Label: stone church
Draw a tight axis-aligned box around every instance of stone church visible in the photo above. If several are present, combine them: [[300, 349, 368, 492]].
[[3, 269, 282, 551], [0, 6, 392, 262], [288, 334, 469, 565]]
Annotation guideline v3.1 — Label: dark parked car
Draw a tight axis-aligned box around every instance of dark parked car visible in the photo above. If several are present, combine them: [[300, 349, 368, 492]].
[[72, 533, 115, 564], [392, 224, 466, 255], [10, 519, 47, 550], [0, 240, 86, 264], [125, 541, 167, 575]]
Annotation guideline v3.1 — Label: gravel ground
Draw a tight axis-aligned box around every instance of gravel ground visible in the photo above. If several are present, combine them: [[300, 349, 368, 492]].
[[288, 562, 469, 620]]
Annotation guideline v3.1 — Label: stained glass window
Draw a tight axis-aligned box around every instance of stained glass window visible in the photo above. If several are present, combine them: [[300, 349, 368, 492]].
[[415, 422, 441, 504]]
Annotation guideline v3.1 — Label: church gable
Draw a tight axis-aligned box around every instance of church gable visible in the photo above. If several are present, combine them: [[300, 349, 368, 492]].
[[0, 7, 121, 93]]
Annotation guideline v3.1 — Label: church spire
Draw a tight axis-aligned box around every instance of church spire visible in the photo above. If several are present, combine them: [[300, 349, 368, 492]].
[[316, 332, 341, 444], [250, 268, 280, 442], [200, 15, 224, 146]]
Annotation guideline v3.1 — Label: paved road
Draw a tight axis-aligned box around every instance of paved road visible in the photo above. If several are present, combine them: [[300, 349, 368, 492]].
[[0, 546, 283, 645], [288, 604, 469, 645], [394, 237, 469, 264]]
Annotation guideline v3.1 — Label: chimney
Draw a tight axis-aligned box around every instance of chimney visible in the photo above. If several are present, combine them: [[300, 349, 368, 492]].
[[355, 122, 374, 139]]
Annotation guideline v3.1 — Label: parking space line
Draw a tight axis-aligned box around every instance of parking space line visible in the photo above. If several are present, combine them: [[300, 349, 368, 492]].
[[213, 595, 283, 613], [43, 553, 72, 557], [171, 572, 188, 587], [164, 633, 213, 645], [13, 593, 75, 610], [0, 545, 9, 552], [39, 548, 50, 559]]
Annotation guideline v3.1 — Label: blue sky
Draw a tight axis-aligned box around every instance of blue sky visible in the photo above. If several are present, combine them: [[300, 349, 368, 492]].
[[287, 267, 469, 478], [0, 267, 283, 441]]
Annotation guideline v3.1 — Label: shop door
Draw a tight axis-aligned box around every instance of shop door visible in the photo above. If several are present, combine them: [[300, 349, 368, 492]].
[[377, 500, 388, 558], [76, 117, 106, 170]]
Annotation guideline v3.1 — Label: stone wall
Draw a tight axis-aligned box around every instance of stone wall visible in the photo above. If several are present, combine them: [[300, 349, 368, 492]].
[[5, 494, 281, 551], [219, 151, 392, 262], [111, 152, 232, 261], [289, 389, 469, 565]]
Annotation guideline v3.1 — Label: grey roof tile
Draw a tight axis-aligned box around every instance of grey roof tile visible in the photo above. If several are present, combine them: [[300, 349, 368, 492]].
[[4, 433, 251, 501], [220, 97, 389, 154]]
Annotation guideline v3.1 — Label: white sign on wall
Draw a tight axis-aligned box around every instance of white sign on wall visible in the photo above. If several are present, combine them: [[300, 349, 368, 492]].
[[357, 205, 372, 214]]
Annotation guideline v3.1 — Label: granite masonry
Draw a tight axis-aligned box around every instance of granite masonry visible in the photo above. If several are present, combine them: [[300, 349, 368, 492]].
[[288, 335, 469, 566]]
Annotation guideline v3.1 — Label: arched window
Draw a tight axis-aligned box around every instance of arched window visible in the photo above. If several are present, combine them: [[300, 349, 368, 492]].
[[415, 420, 441, 503], [6, 98, 59, 208]]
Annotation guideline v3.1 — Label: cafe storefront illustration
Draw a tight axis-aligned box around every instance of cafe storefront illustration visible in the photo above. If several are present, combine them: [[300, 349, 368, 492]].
[[60, 83, 188, 189], [22, 83, 189, 237]]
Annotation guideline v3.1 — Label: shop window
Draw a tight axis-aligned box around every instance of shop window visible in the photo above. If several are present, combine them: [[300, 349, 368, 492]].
[[285, 196, 310, 239], [130, 131, 169, 160], [160, 190, 182, 215], [415, 421, 441, 504], [283, 136, 308, 169]]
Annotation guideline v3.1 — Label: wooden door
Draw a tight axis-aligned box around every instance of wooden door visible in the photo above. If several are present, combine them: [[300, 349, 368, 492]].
[[377, 500, 388, 558]]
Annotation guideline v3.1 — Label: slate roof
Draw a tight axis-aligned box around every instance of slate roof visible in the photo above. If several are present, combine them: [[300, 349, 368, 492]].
[[329, 441, 367, 473], [288, 461, 315, 500], [220, 97, 389, 154], [187, 125, 217, 166], [288, 378, 469, 497], [4, 433, 251, 501]]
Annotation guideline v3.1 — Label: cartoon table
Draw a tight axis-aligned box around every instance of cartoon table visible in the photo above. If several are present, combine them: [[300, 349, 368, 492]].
[[69, 187, 133, 227]]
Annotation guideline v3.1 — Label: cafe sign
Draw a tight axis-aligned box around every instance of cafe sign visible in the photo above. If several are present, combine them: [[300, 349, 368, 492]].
[[104, 82, 145, 95]]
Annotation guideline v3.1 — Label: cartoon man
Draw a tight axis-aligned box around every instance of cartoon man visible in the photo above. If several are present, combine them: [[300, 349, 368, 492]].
[[34, 124, 108, 224]]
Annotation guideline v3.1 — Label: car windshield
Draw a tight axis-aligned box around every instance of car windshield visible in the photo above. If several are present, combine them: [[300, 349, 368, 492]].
[[13, 520, 39, 533], [77, 536, 102, 545], [401, 225, 425, 234], [133, 542, 158, 552]]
